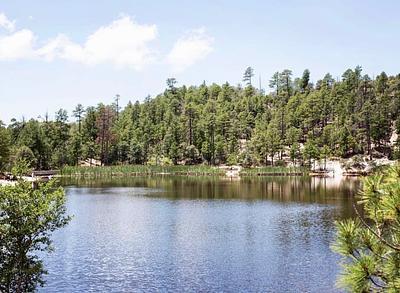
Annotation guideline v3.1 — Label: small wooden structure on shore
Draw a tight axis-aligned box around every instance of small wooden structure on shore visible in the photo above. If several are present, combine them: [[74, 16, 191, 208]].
[[0, 170, 59, 188], [29, 170, 59, 189], [31, 170, 59, 179]]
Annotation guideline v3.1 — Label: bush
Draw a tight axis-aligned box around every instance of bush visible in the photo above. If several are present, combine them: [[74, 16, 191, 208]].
[[0, 180, 70, 291], [226, 153, 238, 166]]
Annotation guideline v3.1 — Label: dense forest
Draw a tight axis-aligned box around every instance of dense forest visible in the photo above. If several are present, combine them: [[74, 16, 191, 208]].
[[1, 66, 400, 171]]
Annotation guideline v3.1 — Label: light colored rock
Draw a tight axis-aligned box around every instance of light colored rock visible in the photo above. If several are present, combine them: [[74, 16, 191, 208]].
[[0, 180, 16, 186], [79, 158, 102, 166], [219, 165, 242, 177]]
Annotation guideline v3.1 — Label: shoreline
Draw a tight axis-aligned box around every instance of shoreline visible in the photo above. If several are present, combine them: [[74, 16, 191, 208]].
[[60, 157, 388, 178], [1, 157, 394, 186]]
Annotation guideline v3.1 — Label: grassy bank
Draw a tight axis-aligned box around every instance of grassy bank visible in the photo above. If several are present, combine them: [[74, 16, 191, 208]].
[[61, 165, 226, 177], [61, 165, 309, 177], [239, 166, 307, 176]]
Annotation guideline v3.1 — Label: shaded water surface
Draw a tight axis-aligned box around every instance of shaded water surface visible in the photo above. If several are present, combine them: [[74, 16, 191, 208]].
[[40, 176, 359, 292]]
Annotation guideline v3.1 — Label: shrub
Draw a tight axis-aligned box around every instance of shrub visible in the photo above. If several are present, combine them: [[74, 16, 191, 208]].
[[0, 180, 70, 291]]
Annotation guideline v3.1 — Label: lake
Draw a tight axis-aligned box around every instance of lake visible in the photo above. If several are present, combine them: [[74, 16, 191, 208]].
[[39, 176, 360, 292]]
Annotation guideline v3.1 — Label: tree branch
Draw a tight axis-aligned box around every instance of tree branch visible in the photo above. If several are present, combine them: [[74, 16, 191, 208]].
[[352, 198, 400, 251]]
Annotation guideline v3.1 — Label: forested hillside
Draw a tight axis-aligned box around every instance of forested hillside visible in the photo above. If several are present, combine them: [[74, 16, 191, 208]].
[[1, 66, 400, 170]]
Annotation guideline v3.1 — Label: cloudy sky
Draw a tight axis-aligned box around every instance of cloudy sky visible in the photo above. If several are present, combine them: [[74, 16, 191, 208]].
[[1, 0, 400, 123]]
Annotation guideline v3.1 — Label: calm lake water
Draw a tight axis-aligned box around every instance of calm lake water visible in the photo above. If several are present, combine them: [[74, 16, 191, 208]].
[[39, 176, 360, 292]]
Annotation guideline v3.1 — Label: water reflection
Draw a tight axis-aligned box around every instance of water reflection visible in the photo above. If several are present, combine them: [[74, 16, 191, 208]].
[[62, 176, 360, 217], [40, 176, 361, 292]]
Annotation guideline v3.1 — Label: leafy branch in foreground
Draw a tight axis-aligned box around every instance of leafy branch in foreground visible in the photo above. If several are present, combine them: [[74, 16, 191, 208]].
[[332, 165, 400, 292], [0, 180, 71, 292]]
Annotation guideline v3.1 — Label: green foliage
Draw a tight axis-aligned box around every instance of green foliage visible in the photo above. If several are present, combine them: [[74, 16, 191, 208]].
[[13, 146, 37, 169], [332, 165, 400, 291], [0, 180, 70, 292], [265, 122, 282, 165], [303, 139, 319, 168], [243, 66, 254, 86], [300, 69, 310, 92], [0, 121, 11, 170], [4, 67, 400, 170], [11, 158, 31, 177]]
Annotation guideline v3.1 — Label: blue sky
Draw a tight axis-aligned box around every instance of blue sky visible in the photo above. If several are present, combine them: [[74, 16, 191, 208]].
[[0, 0, 400, 123]]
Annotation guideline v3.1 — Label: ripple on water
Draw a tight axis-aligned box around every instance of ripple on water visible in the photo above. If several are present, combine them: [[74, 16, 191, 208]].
[[39, 178, 357, 292]]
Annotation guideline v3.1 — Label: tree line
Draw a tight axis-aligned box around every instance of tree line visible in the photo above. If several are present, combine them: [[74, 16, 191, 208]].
[[1, 66, 400, 171]]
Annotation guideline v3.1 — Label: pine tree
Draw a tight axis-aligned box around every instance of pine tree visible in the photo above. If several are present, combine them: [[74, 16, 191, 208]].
[[243, 67, 254, 86], [332, 165, 400, 291]]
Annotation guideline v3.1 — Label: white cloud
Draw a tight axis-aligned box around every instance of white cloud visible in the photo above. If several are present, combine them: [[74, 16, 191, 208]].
[[0, 29, 35, 60], [167, 28, 213, 73], [0, 13, 15, 32], [39, 16, 158, 69], [0, 13, 215, 71], [37, 34, 86, 62]]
